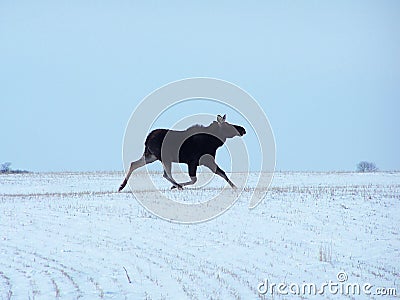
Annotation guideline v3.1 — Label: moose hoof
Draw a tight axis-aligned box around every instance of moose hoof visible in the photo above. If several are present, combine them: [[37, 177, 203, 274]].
[[118, 184, 126, 192], [171, 185, 183, 190]]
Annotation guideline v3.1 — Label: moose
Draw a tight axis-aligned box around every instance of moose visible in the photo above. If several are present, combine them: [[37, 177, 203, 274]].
[[118, 114, 246, 191]]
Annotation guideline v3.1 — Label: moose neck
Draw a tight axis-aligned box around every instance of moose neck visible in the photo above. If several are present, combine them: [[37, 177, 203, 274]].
[[206, 125, 226, 151]]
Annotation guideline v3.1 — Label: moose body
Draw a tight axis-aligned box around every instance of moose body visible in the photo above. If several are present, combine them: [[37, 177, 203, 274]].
[[118, 114, 246, 191]]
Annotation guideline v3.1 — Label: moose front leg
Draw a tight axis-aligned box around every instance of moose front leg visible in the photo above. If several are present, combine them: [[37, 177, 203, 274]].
[[201, 156, 236, 189], [171, 177, 197, 189], [162, 161, 183, 189], [171, 163, 197, 189], [215, 166, 236, 189]]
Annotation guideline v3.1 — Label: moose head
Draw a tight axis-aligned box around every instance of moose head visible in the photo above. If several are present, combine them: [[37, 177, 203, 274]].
[[213, 114, 246, 139]]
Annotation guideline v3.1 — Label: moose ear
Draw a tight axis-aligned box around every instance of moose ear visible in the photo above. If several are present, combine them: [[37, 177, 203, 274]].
[[217, 114, 224, 124], [222, 114, 226, 121]]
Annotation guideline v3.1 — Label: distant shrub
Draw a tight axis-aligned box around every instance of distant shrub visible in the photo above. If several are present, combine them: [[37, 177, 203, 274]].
[[356, 161, 378, 173], [0, 162, 12, 173], [0, 162, 29, 174]]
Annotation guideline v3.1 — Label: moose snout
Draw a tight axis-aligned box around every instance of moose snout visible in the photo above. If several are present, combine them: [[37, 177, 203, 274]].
[[235, 126, 246, 136]]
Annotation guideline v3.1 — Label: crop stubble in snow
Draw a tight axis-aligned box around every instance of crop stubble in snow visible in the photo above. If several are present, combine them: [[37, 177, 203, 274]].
[[0, 171, 399, 299]]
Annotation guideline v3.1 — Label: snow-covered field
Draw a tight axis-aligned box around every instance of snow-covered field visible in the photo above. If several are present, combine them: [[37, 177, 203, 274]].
[[0, 171, 399, 299]]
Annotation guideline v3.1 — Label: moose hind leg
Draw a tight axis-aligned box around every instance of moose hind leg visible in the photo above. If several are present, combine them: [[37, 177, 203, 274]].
[[118, 153, 157, 192]]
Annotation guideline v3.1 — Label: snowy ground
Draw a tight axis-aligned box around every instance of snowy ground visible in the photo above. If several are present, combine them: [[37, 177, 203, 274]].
[[0, 171, 399, 299]]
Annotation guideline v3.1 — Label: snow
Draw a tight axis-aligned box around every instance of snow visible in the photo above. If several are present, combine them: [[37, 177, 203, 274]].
[[0, 171, 399, 299]]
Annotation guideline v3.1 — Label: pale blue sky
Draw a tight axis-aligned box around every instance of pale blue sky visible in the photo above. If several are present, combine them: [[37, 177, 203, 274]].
[[1, 1, 399, 172]]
